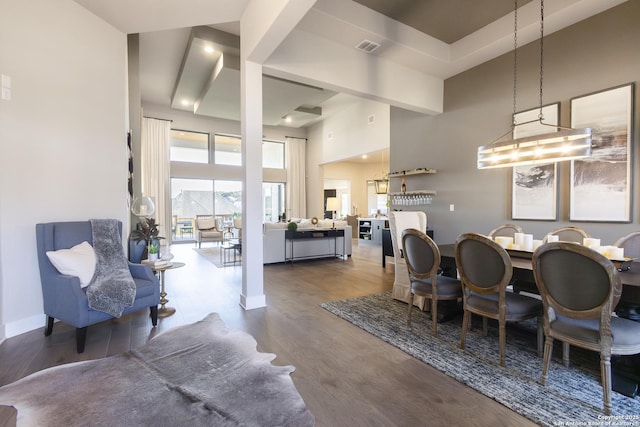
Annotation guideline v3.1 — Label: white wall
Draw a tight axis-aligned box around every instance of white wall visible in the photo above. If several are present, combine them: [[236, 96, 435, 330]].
[[306, 97, 390, 216], [0, 0, 128, 337]]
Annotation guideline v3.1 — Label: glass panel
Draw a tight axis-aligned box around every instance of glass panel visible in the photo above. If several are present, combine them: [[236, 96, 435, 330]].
[[263, 140, 284, 169], [263, 182, 285, 223], [214, 180, 242, 231], [171, 178, 213, 242], [214, 134, 241, 166], [170, 130, 209, 163]]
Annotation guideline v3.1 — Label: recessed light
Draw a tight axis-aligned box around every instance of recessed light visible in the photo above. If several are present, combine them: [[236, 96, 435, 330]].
[[181, 100, 190, 106], [285, 116, 292, 123], [204, 46, 214, 53], [362, 155, 368, 159]]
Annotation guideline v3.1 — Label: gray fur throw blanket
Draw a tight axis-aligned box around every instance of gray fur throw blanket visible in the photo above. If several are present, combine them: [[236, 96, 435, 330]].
[[86, 219, 136, 317]]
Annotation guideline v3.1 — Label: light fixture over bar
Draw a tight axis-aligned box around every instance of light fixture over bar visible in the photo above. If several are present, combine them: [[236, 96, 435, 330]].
[[478, 123, 592, 169]]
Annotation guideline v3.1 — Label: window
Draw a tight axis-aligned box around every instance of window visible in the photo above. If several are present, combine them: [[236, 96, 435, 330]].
[[170, 130, 209, 163], [214, 180, 242, 229], [214, 134, 241, 166], [263, 182, 285, 222], [213, 134, 285, 168], [170, 178, 213, 241], [263, 140, 285, 169]]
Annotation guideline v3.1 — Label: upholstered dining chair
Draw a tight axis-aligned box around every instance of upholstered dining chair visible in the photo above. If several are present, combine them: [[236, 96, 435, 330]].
[[612, 231, 640, 321], [389, 211, 427, 308], [487, 223, 524, 239], [543, 226, 590, 243], [402, 228, 462, 336], [532, 242, 640, 415], [455, 232, 543, 367]]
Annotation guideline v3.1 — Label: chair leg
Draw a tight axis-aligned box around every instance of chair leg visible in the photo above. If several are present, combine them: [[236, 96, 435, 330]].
[[536, 316, 543, 357], [76, 327, 88, 353], [601, 354, 612, 415], [562, 342, 570, 367], [150, 305, 158, 326], [431, 298, 438, 336], [44, 316, 54, 336], [460, 311, 470, 349], [499, 321, 506, 367], [541, 336, 554, 385]]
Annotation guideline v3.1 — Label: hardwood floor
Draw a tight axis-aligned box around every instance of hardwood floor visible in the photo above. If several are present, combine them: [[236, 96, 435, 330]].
[[0, 240, 537, 427]]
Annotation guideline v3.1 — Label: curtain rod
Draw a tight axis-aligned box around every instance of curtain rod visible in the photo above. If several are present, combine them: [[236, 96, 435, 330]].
[[285, 136, 307, 140], [143, 116, 173, 122]]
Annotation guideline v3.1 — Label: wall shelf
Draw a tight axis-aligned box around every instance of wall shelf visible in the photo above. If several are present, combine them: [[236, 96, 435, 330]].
[[388, 168, 437, 206], [388, 168, 436, 178]]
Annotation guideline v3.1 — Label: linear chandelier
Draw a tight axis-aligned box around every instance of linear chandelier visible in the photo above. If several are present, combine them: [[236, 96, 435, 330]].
[[477, 0, 592, 170]]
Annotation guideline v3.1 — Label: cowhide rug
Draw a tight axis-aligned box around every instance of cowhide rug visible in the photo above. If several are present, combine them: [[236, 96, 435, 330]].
[[0, 313, 315, 426]]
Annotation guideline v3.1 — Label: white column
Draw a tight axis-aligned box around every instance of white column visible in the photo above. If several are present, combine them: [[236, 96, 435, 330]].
[[240, 59, 266, 310]]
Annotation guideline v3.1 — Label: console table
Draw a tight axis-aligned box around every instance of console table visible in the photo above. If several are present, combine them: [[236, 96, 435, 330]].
[[285, 229, 345, 263]]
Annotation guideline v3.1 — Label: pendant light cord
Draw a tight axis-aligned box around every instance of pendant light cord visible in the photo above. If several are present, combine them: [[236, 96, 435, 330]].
[[512, 0, 518, 125], [538, 0, 545, 121]]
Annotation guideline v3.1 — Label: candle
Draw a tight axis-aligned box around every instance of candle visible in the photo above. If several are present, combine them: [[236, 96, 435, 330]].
[[532, 240, 543, 251], [609, 247, 624, 260], [546, 235, 559, 242], [523, 234, 534, 252], [583, 238, 601, 248], [494, 236, 513, 249], [514, 233, 525, 248]]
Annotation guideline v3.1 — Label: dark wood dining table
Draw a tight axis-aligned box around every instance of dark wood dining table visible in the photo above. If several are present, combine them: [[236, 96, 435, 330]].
[[437, 243, 640, 397]]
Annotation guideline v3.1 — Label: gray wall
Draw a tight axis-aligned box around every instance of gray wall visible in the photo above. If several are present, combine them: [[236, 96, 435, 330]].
[[391, 0, 640, 245]]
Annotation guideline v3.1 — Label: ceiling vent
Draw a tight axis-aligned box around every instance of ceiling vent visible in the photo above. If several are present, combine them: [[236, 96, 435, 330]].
[[355, 39, 380, 53]]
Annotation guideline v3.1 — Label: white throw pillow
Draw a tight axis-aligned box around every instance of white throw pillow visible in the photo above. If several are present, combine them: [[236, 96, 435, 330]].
[[46, 241, 96, 288], [197, 217, 217, 230]]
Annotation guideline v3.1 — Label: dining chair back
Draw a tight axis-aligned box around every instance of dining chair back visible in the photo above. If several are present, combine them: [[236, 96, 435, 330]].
[[487, 223, 524, 239], [455, 232, 543, 366], [402, 229, 462, 336], [613, 231, 640, 259], [532, 241, 640, 415], [543, 226, 590, 243], [389, 211, 427, 308]]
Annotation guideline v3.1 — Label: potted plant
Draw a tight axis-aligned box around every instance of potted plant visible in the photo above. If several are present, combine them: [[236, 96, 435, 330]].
[[147, 243, 160, 261], [130, 218, 165, 262]]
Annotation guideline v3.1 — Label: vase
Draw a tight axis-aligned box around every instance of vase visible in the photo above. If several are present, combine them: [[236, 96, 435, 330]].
[[148, 253, 158, 261]]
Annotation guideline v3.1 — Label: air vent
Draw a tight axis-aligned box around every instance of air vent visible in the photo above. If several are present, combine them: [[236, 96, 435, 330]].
[[355, 39, 380, 53]]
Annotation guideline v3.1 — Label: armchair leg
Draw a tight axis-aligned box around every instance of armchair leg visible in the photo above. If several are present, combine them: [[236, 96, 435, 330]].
[[150, 306, 158, 326], [76, 327, 88, 353], [45, 316, 54, 336]]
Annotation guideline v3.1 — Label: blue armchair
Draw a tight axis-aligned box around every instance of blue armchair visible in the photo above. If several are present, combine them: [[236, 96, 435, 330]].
[[36, 221, 160, 353]]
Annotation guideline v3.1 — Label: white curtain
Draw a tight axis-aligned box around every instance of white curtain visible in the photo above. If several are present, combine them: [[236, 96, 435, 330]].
[[286, 137, 307, 219], [141, 117, 171, 240]]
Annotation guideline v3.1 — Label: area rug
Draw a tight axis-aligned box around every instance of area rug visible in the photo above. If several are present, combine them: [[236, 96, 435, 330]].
[[194, 247, 224, 268], [0, 313, 315, 426], [321, 292, 640, 427]]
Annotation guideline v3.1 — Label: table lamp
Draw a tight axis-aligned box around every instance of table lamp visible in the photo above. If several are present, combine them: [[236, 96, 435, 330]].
[[326, 197, 340, 220]]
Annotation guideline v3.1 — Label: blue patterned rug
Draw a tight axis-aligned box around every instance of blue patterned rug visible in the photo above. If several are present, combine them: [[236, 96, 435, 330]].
[[321, 292, 640, 427]]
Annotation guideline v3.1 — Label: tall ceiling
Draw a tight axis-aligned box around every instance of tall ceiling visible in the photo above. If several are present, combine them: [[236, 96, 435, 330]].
[[76, 0, 626, 129]]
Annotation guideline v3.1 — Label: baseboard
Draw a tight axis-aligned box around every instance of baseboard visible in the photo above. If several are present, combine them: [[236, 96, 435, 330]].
[[4, 314, 44, 338]]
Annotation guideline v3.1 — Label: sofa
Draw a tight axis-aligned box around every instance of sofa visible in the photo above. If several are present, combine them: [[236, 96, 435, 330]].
[[263, 219, 352, 264]]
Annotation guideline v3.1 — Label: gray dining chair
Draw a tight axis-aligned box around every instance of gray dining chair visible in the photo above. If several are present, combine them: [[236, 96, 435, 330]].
[[613, 231, 640, 259], [487, 223, 524, 239], [402, 228, 462, 336], [455, 232, 543, 367], [532, 241, 640, 415], [542, 226, 590, 243]]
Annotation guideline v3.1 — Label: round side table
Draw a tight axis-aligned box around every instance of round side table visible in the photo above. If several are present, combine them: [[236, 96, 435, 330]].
[[152, 262, 185, 317]]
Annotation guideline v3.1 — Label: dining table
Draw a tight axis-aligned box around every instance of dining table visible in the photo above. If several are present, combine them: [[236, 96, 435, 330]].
[[437, 243, 640, 397]]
